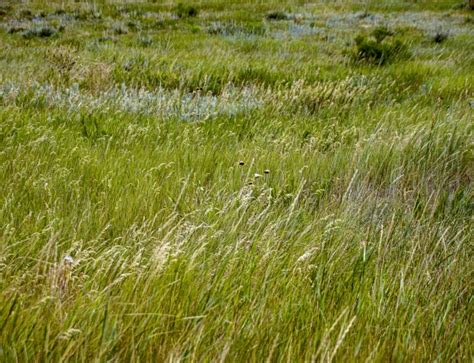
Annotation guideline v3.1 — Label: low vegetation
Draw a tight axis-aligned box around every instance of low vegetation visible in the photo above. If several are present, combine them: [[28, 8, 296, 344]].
[[0, 0, 473, 361]]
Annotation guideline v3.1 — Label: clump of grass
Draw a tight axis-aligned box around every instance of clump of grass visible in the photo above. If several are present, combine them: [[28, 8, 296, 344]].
[[351, 28, 409, 65], [7, 24, 26, 34], [453, 0, 474, 9], [54, 9, 67, 16], [22, 26, 57, 39], [0, 5, 12, 17], [112, 22, 129, 35], [46, 45, 77, 78], [73, 9, 102, 21], [207, 21, 266, 37], [371, 26, 394, 42], [175, 3, 198, 18], [138, 35, 153, 47], [265, 11, 288, 21], [18, 9, 33, 20]]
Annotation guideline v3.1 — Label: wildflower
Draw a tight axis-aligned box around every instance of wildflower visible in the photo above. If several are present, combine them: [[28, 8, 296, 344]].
[[63, 255, 74, 265], [264, 169, 270, 175], [239, 160, 245, 166], [254, 173, 262, 179]]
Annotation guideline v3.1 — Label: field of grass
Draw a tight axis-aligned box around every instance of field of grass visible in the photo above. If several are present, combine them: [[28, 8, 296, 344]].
[[0, 0, 473, 361]]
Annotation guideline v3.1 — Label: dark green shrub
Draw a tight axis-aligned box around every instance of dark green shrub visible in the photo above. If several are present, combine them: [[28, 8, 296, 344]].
[[7, 25, 26, 34], [371, 26, 393, 43], [175, 3, 198, 18], [433, 31, 448, 44], [0, 5, 12, 17], [352, 31, 409, 65], [19, 9, 33, 19], [22, 26, 57, 39], [265, 11, 288, 21]]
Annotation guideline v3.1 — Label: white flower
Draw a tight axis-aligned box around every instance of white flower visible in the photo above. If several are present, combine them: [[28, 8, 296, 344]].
[[63, 255, 74, 265]]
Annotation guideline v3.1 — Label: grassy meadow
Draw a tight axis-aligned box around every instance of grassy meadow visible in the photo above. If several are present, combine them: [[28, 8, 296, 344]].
[[0, 0, 473, 361]]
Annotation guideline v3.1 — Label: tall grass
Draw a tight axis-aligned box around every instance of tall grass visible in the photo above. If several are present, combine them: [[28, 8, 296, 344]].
[[1, 0, 473, 361]]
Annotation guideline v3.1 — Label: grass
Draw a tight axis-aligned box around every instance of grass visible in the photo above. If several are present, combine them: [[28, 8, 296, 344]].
[[0, 0, 473, 361]]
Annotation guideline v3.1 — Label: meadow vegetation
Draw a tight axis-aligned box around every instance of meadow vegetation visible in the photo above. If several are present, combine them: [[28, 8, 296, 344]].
[[0, 0, 473, 361]]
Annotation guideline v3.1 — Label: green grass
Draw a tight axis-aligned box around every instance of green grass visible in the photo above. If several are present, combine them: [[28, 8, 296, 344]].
[[1, 0, 473, 361]]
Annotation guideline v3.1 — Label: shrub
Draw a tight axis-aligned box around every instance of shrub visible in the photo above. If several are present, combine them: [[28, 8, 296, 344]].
[[18, 9, 33, 19], [7, 24, 26, 34], [433, 31, 448, 44], [352, 30, 408, 65], [0, 5, 12, 17], [265, 11, 288, 21], [175, 3, 198, 18], [453, 0, 474, 9], [22, 26, 57, 39], [371, 26, 393, 43]]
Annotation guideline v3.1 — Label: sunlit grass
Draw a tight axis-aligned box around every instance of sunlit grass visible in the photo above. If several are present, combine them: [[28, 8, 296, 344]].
[[0, 0, 473, 361]]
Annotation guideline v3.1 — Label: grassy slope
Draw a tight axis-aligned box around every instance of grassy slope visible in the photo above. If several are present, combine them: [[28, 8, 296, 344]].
[[0, 0, 473, 361]]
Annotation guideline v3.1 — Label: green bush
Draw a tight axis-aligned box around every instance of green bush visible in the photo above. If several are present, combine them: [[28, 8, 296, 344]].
[[433, 31, 448, 43], [352, 30, 409, 65], [175, 3, 198, 18], [265, 11, 288, 21], [371, 26, 393, 43], [22, 26, 57, 39]]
